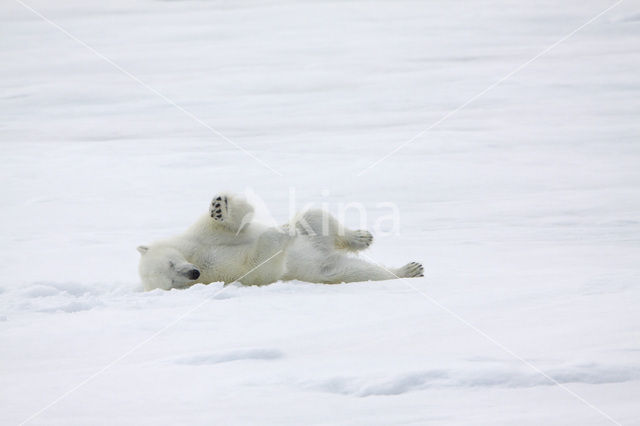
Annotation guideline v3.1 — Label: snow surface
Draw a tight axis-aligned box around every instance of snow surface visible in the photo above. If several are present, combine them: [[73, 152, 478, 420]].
[[1, 0, 640, 424]]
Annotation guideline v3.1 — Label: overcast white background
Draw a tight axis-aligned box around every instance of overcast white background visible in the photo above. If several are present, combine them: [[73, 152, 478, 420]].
[[1, 0, 640, 424]]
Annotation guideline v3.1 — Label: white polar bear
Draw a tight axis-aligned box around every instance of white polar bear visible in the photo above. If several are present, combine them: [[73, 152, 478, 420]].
[[137, 193, 423, 291]]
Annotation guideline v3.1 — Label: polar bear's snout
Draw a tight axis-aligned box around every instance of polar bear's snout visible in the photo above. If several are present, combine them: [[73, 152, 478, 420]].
[[186, 269, 200, 280], [176, 264, 200, 280]]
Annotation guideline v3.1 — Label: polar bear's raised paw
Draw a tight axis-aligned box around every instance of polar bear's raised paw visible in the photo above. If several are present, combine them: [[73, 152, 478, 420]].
[[338, 229, 373, 251], [396, 262, 424, 278], [350, 230, 373, 249], [210, 195, 228, 222]]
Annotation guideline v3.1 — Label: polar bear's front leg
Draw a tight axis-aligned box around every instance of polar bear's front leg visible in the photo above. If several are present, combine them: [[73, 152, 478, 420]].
[[209, 193, 255, 233]]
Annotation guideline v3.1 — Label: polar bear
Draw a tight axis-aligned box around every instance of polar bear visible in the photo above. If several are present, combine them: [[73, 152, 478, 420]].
[[137, 193, 423, 290]]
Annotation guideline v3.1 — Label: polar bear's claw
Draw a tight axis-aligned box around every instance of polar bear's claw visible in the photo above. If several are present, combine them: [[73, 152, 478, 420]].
[[397, 262, 424, 278], [354, 230, 373, 247], [347, 230, 373, 250]]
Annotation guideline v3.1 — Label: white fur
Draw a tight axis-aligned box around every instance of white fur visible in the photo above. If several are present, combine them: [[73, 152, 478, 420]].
[[138, 193, 423, 290]]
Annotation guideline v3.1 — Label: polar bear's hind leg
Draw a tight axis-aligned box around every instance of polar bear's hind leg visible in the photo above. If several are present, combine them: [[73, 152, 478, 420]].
[[396, 262, 424, 278], [318, 255, 424, 283]]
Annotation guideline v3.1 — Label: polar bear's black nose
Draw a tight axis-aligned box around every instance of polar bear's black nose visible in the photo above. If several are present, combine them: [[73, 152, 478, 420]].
[[188, 269, 200, 280]]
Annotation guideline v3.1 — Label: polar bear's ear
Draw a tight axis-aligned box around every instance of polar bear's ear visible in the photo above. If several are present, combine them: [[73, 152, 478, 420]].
[[137, 245, 149, 255]]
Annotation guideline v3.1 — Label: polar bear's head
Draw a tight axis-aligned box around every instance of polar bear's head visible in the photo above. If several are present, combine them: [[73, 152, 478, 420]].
[[137, 245, 201, 291]]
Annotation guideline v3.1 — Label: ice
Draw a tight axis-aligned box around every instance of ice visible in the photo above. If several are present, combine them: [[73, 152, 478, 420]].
[[1, 0, 640, 425]]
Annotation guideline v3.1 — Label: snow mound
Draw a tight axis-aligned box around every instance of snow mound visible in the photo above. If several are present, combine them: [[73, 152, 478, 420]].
[[308, 363, 640, 397], [171, 349, 284, 365]]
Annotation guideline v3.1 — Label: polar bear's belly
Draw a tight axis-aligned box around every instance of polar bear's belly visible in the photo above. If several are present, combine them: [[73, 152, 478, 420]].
[[281, 238, 325, 283]]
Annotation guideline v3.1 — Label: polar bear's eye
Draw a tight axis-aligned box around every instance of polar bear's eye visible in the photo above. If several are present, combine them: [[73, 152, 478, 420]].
[[168, 261, 175, 268]]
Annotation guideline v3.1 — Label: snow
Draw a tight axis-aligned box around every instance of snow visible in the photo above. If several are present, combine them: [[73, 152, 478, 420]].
[[1, 0, 640, 424]]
